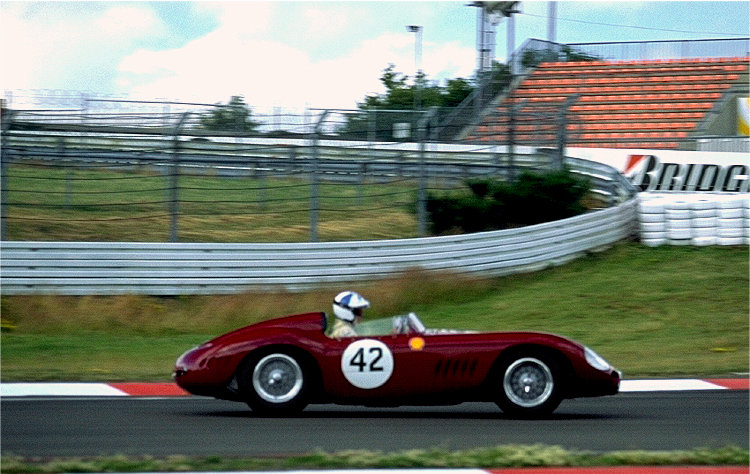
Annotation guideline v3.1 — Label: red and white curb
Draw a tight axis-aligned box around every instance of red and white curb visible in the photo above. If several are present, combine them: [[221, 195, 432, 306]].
[[0, 382, 187, 397], [111, 468, 750, 474], [0, 379, 747, 398]]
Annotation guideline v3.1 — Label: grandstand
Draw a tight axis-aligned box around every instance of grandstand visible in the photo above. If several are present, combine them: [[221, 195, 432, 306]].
[[464, 50, 749, 150]]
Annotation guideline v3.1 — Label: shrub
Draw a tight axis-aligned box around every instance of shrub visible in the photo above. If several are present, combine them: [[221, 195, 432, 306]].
[[426, 169, 590, 234]]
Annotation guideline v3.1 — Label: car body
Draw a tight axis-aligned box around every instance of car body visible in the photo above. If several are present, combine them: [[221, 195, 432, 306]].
[[174, 312, 620, 417]]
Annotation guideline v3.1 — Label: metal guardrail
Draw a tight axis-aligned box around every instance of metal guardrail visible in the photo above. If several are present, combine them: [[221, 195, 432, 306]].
[[696, 137, 750, 153], [3, 129, 542, 162], [0, 124, 639, 295], [0, 197, 638, 295]]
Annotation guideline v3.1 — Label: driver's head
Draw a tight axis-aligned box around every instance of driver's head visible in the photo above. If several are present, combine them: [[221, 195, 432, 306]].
[[333, 291, 370, 323]]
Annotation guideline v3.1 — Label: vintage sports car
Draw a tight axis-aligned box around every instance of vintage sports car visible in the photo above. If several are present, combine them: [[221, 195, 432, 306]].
[[174, 312, 620, 417]]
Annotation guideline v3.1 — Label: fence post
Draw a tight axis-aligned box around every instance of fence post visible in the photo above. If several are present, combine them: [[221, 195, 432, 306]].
[[417, 107, 438, 237], [0, 110, 16, 241], [358, 162, 366, 206], [368, 107, 376, 160], [58, 138, 73, 208], [310, 110, 329, 242], [556, 94, 580, 170], [507, 99, 527, 182], [256, 161, 267, 211], [169, 112, 190, 243], [507, 103, 516, 181]]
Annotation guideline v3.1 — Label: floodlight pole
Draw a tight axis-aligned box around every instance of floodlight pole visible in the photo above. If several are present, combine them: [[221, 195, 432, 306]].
[[407, 25, 423, 113], [547, 1, 558, 43], [470, 2, 520, 75]]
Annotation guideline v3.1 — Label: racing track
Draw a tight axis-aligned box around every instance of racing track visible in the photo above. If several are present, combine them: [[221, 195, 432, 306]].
[[2, 391, 748, 457]]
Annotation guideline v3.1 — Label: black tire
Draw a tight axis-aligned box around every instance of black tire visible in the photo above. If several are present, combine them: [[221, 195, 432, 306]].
[[494, 353, 563, 418], [239, 351, 310, 415]]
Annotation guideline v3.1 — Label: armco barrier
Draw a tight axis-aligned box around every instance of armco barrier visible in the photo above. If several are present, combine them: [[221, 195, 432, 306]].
[[638, 193, 750, 247], [0, 199, 637, 295]]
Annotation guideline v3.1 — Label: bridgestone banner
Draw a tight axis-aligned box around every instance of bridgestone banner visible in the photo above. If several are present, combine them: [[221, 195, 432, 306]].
[[567, 147, 749, 193]]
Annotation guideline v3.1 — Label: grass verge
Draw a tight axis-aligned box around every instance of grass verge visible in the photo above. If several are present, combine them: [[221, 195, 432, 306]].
[[2, 445, 748, 472], [4, 165, 421, 242], [1, 243, 747, 381]]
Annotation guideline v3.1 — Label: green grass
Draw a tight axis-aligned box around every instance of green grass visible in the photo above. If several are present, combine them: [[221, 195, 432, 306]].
[[2, 243, 747, 381], [2, 445, 748, 472], [3, 163, 424, 242]]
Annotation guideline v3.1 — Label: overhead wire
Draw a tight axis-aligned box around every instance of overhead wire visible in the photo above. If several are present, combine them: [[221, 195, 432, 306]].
[[520, 12, 749, 38]]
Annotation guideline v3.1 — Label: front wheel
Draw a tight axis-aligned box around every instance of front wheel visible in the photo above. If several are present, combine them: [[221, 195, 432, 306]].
[[239, 352, 309, 415], [494, 354, 563, 418]]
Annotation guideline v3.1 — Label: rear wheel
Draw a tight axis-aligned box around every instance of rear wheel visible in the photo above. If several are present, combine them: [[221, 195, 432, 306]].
[[239, 351, 309, 415], [494, 354, 563, 418]]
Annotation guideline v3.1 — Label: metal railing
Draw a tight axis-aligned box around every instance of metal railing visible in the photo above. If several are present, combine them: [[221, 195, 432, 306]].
[[566, 37, 750, 62], [0, 197, 638, 295], [508, 37, 750, 73]]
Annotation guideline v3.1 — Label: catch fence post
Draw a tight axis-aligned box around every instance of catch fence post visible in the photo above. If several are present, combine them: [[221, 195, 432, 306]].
[[256, 162, 267, 212], [59, 138, 72, 208], [169, 112, 190, 243], [0, 110, 16, 241], [368, 108, 376, 159], [417, 107, 438, 237], [310, 110, 329, 243], [507, 99, 527, 182], [556, 94, 580, 170]]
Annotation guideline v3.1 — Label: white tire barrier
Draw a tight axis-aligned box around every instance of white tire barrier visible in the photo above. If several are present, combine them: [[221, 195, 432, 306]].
[[637, 193, 749, 247], [718, 208, 744, 219]]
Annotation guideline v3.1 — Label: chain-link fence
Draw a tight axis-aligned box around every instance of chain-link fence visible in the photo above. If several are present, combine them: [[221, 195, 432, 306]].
[[1, 97, 582, 243]]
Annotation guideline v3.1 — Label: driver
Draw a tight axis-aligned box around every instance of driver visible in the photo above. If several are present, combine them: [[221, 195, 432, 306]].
[[330, 291, 370, 339]]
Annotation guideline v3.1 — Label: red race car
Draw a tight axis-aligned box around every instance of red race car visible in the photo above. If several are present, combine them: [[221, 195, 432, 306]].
[[174, 311, 620, 417]]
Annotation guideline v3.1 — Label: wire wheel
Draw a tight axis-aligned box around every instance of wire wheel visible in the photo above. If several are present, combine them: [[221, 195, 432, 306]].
[[251, 353, 304, 404], [502, 357, 555, 409]]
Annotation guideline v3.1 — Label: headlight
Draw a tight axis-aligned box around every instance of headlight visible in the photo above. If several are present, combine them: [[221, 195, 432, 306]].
[[584, 346, 611, 372]]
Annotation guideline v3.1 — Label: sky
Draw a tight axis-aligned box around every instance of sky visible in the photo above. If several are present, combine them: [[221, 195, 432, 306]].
[[1, 1, 748, 113]]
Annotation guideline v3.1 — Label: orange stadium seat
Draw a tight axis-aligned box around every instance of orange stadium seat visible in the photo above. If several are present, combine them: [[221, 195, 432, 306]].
[[466, 55, 748, 149]]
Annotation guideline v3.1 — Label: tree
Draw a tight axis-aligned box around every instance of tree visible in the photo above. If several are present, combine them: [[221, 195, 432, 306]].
[[358, 64, 467, 111], [199, 96, 260, 133], [443, 77, 474, 108], [338, 65, 482, 140]]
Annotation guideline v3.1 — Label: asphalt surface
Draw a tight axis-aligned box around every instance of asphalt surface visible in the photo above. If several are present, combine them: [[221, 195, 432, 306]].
[[2, 391, 747, 457]]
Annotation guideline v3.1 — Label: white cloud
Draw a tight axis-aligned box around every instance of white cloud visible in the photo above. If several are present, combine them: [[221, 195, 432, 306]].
[[300, 4, 357, 39], [0, 3, 167, 93], [191, 2, 274, 38], [1, 2, 472, 111], [118, 23, 475, 113], [94, 5, 166, 37]]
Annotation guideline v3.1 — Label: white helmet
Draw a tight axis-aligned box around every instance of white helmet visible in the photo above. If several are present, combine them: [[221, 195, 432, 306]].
[[333, 291, 370, 322]]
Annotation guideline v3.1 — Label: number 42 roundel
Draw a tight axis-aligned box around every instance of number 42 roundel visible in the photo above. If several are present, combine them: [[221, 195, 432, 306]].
[[341, 339, 394, 389]]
